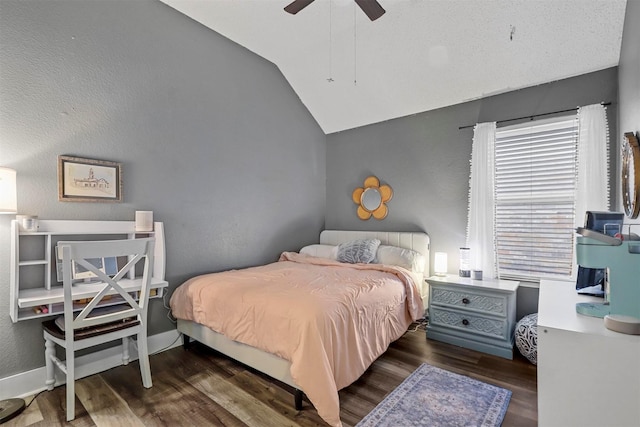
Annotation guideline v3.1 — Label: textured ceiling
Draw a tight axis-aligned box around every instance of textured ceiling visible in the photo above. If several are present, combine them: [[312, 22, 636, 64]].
[[160, 0, 627, 134]]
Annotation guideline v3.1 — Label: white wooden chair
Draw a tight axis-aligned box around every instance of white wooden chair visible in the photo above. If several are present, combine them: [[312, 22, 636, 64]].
[[43, 238, 155, 421]]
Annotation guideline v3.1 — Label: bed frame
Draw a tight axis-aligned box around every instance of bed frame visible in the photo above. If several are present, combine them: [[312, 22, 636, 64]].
[[177, 230, 430, 409]]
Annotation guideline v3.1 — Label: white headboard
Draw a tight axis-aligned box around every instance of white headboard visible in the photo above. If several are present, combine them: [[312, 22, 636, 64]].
[[319, 230, 430, 299]]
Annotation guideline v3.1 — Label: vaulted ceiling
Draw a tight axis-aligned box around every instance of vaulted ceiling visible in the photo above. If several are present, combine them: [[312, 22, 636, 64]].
[[160, 0, 627, 134]]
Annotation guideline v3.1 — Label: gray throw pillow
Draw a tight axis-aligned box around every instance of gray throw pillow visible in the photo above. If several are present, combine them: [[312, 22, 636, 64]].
[[337, 239, 381, 264]]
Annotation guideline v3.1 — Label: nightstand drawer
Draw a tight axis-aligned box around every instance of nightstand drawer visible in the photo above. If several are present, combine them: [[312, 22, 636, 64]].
[[429, 307, 508, 340], [431, 287, 507, 316]]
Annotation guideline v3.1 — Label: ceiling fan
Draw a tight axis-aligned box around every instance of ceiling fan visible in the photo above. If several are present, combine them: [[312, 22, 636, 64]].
[[284, 0, 386, 21]]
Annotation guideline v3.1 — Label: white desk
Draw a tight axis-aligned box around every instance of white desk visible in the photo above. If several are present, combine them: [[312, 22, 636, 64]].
[[537, 280, 640, 427]]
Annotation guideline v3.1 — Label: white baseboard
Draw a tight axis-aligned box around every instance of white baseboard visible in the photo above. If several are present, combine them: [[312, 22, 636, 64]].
[[0, 328, 182, 401]]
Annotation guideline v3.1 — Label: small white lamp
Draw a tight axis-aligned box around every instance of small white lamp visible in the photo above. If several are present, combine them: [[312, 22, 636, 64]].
[[434, 252, 448, 276], [0, 168, 24, 424], [0, 167, 17, 214]]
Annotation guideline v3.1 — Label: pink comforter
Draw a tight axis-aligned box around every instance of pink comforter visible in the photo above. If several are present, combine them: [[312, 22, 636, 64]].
[[169, 252, 424, 426]]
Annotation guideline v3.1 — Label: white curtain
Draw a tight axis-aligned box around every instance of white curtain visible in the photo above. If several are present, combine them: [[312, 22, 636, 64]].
[[575, 104, 610, 227], [572, 104, 610, 278], [466, 122, 497, 279]]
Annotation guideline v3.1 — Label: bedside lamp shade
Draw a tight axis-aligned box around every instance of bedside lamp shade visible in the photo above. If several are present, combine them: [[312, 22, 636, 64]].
[[434, 252, 447, 276], [0, 167, 17, 214]]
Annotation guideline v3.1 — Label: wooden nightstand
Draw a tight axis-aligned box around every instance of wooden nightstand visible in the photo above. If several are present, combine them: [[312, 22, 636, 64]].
[[425, 274, 519, 359]]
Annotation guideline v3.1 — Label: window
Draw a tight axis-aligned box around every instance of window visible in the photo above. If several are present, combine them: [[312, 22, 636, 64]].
[[494, 116, 579, 280], [468, 104, 609, 282]]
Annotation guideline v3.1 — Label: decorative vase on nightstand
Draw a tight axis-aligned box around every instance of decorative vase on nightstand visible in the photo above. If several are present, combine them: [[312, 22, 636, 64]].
[[459, 247, 470, 277]]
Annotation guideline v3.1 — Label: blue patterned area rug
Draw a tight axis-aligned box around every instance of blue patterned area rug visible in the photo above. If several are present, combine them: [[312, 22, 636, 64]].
[[356, 363, 512, 427]]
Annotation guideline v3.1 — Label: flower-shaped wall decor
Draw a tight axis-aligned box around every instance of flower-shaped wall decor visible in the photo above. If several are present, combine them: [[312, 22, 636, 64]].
[[352, 176, 393, 220]]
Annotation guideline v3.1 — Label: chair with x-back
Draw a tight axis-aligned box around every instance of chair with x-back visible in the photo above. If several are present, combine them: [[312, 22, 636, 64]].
[[43, 237, 155, 421]]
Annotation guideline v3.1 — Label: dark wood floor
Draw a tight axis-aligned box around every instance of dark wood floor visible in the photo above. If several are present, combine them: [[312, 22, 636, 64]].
[[7, 325, 537, 426]]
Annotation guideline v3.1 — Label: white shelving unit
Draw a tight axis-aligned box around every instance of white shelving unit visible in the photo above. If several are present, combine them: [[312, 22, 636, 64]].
[[9, 220, 168, 323]]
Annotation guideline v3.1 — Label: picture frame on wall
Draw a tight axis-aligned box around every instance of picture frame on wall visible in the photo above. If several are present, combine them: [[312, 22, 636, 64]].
[[58, 155, 122, 203]]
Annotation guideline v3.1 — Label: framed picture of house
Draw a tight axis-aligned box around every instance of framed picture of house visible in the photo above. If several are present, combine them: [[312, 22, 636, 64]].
[[58, 155, 122, 202]]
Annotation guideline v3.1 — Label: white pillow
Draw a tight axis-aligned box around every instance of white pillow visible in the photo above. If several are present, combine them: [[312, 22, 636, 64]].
[[376, 245, 426, 273], [299, 244, 338, 260]]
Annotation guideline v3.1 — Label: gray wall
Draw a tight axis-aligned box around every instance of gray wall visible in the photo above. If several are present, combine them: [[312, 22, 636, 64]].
[[0, 0, 326, 378], [618, 0, 640, 225], [326, 67, 619, 317]]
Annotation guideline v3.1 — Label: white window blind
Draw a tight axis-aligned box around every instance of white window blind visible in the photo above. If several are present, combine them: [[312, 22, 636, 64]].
[[494, 116, 578, 280]]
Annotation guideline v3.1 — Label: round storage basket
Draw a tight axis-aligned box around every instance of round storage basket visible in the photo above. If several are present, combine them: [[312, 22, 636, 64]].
[[515, 313, 538, 365]]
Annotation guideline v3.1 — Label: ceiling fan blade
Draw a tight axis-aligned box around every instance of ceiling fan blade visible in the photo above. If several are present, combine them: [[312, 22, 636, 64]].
[[354, 0, 385, 21], [284, 0, 316, 15]]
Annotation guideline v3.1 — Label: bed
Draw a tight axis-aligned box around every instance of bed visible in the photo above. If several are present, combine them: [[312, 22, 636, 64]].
[[170, 230, 430, 427]]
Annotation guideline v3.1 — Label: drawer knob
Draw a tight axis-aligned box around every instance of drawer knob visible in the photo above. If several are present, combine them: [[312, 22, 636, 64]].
[[462, 319, 469, 326], [462, 298, 470, 304]]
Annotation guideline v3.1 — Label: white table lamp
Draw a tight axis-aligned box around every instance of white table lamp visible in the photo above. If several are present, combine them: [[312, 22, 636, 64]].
[[0, 167, 17, 214], [0, 168, 25, 423], [434, 252, 448, 276]]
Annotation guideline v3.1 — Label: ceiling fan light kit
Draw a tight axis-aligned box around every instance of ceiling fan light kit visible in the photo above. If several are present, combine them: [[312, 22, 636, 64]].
[[284, 0, 386, 21]]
